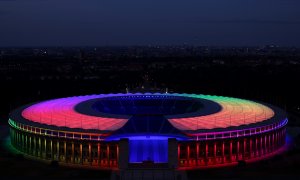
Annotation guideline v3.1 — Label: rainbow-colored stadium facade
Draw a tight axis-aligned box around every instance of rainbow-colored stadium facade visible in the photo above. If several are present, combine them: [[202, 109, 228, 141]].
[[8, 93, 287, 169]]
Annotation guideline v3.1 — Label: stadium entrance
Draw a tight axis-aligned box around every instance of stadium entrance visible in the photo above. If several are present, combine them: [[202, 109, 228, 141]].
[[129, 136, 168, 163]]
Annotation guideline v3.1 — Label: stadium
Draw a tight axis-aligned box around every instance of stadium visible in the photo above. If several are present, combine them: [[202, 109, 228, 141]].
[[8, 93, 287, 169]]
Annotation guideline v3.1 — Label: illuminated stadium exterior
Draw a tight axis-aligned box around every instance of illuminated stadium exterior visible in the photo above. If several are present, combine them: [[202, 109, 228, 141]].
[[8, 93, 288, 169]]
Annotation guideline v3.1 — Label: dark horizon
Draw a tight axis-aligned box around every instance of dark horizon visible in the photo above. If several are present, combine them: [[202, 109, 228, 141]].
[[1, 0, 300, 47], [0, 45, 300, 48]]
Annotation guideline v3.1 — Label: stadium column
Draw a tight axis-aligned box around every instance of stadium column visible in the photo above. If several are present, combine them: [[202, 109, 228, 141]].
[[9, 129, 12, 146], [279, 130, 282, 147], [14, 130, 19, 146], [267, 134, 271, 153], [15, 131, 17, 147], [187, 144, 190, 166], [277, 131, 281, 146], [22, 134, 25, 152], [213, 142, 216, 164], [177, 144, 181, 167], [282, 129, 284, 145], [14, 130, 16, 147], [64, 141, 67, 163], [116, 144, 119, 167], [196, 142, 199, 166], [272, 133, 275, 151], [10, 129, 13, 146], [11, 130, 13, 146], [14, 130, 16, 146], [27, 135, 29, 154], [284, 128, 286, 144], [80, 143, 83, 164], [260, 136, 263, 155], [29, 135, 32, 154], [26, 134, 30, 153], [274, 132, 277, 150], [89, 143, 92, 165], [264, 135, 267, 154], [71, 142, 75, 163], [22, 133, 24, 149], [243, 138, 246, 159], [44, 138, 47, 159], [38, 137, 41, 158], [278, 130, 281, 146], [10, 128, 15, 145], [10, 130, 13, 146], [280, 130, 282, 145], [13, 130, 16, 146], [107, 145, 110, 167], [205, 142, 208, 165], [25, 134, 30, 153], [20, 132, 22, 148], [250, 138, 253, 158], [57, 141, 60, 161], [255, 137, 258, 157], [19, 132, 21, 148], [50, 139, 53, 160], [269, 134, 271, 153], [97, 143, 101, 166], [266, 134, 269, 153], [236, 141, 239, 160], [28, 135, 30, 154], [13, 130, 18, 146], [222, 141, 225, 163], [16, 131, 18, 147], [31, 135, 34, 155], [34, 136, 37, 156], [22, 134, 24, 151], [16, 132, 19, 149], [280, 130, 284, 145], [279, 131, 281, 146], [27, 135, 30, 153], [275, 132, 277, 149], [24, 134, 26, 151], [28, 135, 30, 153], [280, 130, 283, 146], [282, 129, 284, 143], [17, 132, 20, 148], [261, 135, 266, 155], [229, 140, 233, 162], [24, 134, 26, 152], [21, 133, 23, 149]]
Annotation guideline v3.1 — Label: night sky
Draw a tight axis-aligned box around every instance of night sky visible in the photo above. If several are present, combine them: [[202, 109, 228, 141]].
[[1, 0, 300, 47]]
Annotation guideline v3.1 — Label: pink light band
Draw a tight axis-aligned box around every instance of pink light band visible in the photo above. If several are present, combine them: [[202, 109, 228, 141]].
[[22, 95, 128, 131]]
